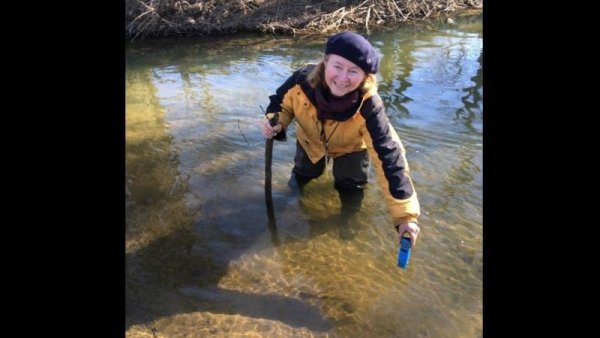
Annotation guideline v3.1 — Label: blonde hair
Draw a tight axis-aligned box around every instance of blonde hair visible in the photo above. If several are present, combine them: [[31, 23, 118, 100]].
[[307, 56, 378, 95]]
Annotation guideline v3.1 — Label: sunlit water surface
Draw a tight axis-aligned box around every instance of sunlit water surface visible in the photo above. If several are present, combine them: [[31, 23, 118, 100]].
[[126, 12, 482, 338]]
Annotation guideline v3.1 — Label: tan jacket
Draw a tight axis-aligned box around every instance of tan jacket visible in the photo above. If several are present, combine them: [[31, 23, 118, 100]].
[[267, 65, 420, 226]]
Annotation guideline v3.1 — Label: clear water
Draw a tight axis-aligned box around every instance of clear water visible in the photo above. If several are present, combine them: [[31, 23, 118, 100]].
[[126, 13, 482, 338]]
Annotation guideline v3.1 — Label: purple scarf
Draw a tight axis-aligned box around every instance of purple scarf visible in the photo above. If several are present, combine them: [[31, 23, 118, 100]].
[[315, 86, 360, 120]]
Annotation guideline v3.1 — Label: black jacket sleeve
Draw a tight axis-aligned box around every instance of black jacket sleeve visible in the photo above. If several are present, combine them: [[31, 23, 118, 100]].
[[265, 65, 314, 141], [361, 94, 414, 199]]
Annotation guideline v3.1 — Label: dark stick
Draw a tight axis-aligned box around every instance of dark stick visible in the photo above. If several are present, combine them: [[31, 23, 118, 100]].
[[265, 137, 275, 223], [265, 112, 279, 244]]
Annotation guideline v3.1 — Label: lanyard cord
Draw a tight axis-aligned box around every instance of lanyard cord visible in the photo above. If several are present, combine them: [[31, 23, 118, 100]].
[[319, 119, 340, 162]]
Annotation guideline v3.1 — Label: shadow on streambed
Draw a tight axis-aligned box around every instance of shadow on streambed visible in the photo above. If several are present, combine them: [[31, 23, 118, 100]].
[[180, 286, 334, 331], [126, 194, 334, 333]]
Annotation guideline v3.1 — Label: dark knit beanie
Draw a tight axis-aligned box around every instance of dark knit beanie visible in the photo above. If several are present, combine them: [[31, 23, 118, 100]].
[[325, 31, 379, 74]]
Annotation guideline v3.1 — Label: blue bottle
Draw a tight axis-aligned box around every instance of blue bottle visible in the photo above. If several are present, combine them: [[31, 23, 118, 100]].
[[397, 236, 412, 269]]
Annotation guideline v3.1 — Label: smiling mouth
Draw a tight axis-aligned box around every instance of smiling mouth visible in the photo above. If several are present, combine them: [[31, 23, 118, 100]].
[[333, 81, 349, 89]]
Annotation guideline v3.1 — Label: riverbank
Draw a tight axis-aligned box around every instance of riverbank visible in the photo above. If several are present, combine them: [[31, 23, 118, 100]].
[[126, 0, 482, 41]]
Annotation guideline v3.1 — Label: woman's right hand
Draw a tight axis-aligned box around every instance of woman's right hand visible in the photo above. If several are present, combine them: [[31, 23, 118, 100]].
[[397, 222, 420, 247], [261, 117, 283, 139]]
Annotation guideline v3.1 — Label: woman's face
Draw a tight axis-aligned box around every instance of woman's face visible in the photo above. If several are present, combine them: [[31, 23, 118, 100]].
[[324, 54, 366, 97]]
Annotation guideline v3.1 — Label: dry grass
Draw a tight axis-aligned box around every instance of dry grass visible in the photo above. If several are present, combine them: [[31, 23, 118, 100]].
[[126, 0, 482, 41]]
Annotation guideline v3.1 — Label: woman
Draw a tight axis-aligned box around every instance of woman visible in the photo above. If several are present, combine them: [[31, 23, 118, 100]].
[[261, 31, 421, 246]]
